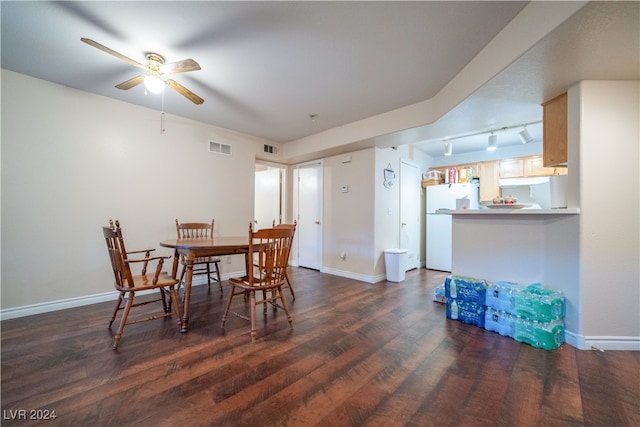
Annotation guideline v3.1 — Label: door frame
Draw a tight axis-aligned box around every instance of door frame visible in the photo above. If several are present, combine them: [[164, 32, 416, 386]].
[[400, 159, 421, 271], [293, 160, 323, 269], [255, 161, 287, 226]]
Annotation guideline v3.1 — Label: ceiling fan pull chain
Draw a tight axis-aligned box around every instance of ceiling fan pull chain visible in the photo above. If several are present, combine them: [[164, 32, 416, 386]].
[[160, 90, 166, 134]]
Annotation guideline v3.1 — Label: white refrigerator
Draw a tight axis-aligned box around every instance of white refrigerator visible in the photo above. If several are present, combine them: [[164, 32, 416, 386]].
[[426, 183, 479, 271]]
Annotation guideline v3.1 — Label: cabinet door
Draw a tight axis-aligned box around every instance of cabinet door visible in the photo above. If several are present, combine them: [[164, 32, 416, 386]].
[[542, 92, 568, 166], [525, 157, 557, 176], [479, 162, 499, 202], [499, 159, 524, 178]]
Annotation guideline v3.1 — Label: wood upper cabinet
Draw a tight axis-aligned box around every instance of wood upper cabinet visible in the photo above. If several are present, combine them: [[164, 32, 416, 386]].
[[499, 159, 524, 178], [525, 156, 558, 177], [542, 92, 568, 167], [479, 161, 499, 202]]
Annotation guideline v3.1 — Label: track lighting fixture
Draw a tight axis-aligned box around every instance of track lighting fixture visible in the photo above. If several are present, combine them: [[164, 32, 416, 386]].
[[487, 133, 497, 151], [518, 126, 533, 144], [444, 141, 452, 156]]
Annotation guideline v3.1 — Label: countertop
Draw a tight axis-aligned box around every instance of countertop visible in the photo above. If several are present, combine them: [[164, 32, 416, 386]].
[[436, 208, 580, 215]]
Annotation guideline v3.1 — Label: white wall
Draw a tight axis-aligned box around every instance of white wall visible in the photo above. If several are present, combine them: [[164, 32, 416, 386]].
[[322, 148, 376, 281], [318, 145, 430, 283], [374, 148, 402, 280], [576, 81, 639, 344], [1, 70, 276, 315]]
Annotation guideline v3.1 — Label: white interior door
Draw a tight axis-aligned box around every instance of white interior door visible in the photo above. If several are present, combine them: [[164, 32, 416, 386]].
[[255, 167, 281, 229], [297, 162, 322, 270], [400, 161, 420, 270]]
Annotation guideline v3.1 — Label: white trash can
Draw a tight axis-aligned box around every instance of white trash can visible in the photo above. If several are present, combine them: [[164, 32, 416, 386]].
[[384, 249, 408, 282]]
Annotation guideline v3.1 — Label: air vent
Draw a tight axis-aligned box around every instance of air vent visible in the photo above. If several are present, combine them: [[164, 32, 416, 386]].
[[209, 140, 232, 156], [263, 144, 278, 155]]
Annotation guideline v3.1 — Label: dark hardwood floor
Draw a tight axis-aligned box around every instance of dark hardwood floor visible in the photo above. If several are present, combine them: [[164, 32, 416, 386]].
[[2, 268, 639, 426]]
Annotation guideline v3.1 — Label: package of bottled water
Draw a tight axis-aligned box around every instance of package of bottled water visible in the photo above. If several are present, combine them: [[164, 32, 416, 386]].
[[433, 283, 447, 303], [486, 281, 565, 322], [486, 281, 523, 312], [514, 283, 565, 322], [484, 307, 517, 338], [446, 299, 485, 328], [485, 308, 565, 350], [445, 275, 487, 305], [513, 317, 565, 350]]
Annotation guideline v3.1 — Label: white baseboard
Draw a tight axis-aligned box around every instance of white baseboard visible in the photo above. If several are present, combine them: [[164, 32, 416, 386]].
[[564, 330, 640, 351], [0, 271, 244, 321], [320, 267, 384, 283]]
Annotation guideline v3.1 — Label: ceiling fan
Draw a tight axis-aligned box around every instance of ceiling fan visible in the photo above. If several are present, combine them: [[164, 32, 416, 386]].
[[80, 38, 204, 105]]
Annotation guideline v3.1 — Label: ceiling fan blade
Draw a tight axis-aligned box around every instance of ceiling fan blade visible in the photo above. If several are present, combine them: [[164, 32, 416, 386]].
[[162, 59, 201, 75], [166, 79, 204, 105], [81, 38, 145, 70], [115, 75, 144, 90]]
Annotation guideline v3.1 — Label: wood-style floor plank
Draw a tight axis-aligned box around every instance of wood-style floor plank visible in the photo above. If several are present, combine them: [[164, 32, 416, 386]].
[[2, 267, 639, 426]]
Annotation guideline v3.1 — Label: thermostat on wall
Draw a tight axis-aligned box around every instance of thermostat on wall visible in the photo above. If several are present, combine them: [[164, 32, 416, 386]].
[[341, 185, 349, 193]]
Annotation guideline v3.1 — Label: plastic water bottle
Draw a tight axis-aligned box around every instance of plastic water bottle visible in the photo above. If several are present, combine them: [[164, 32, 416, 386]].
[[450, 278, 457, 299], [451, 300, 459, 320]]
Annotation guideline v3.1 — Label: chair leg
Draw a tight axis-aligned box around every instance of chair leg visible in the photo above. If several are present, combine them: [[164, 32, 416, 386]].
[[250, 290, 257, 344], [113, 292, 135, 350], [159, 287, 169, 313], [109, 292, 124, 328], [168, 286, 181, 320], [278, 286, 294, 328], [214, 261, 223, 294], [178, 264, 187, 293], [206, 263, 211, 290], [221, 286, 236, 328], [285, 271, 295, 300]]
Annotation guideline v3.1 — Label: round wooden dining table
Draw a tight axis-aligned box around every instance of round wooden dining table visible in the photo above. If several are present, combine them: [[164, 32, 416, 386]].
[[160, 237, 252, 332]]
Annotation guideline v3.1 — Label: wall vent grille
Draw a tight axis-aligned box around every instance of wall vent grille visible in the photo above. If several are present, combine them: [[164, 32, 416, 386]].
[[209, 140, 232, 156], [263, 144, 278, 155]]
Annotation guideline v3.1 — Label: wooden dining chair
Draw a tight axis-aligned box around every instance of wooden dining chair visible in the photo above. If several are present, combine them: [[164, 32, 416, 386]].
[[273, 220, 297, 300], [221, 223, 296, 343], [102, 219, 180, 350], [175, 219, 223, 293]]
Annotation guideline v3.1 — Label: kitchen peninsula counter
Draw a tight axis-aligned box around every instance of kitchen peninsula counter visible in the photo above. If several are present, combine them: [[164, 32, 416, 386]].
[[444, 206, 580, 347], [436, 208, 580, 215]]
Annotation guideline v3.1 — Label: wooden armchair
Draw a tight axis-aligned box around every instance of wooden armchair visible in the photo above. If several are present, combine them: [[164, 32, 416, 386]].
[[175, 219, 223, 293], [102, 219, 180, 350], [221, 223, 296, 343], [273, 220, 297, 299]]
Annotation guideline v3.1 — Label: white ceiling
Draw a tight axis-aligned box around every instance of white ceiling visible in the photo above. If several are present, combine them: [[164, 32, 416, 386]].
[[2, 1, 638, 161]]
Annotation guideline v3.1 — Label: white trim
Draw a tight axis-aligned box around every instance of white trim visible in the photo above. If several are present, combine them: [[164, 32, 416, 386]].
[[294, 160, 324, 271], [0, 271, 245, 321], [1, 291, 118, 321], [321, 267, 387, 284], [564, 330, 640, 351]]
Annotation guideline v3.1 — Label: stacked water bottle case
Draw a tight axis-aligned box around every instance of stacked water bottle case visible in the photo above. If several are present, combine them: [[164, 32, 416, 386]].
[[443, 275, 566, 350]]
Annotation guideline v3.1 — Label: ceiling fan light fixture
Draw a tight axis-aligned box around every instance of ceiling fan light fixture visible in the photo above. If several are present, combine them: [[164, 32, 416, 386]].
[[487, 133, 497, 151], [144, 75, 165, 94]]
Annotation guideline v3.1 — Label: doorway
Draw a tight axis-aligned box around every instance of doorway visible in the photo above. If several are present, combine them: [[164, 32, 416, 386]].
[[400, 160, 420, 270], [254, 163, 285, 229], [295, 161, 322, 270]]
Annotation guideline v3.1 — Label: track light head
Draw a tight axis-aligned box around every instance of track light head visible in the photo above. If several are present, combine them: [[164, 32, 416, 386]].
[[487, 133, 497, 151], [518, 127, 533, 144], [444, 141, 452, 156]]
